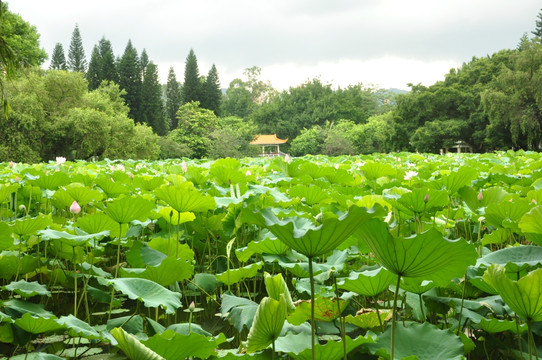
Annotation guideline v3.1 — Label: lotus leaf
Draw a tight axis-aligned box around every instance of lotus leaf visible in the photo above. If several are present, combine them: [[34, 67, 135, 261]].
[[483, 264, 542, 322], [359, 219, 478, 285], [14, 312, 64, 334], [10, 214, 52, 237], [143, 330, 228, 359], [99, 277, 182, 314], [476, 245, 542, 272], [338, 267, 396, 297], [110, 327, 165, 360], [104, 195, 155, 224], [217, 261, 263, 286], [56, 315, 101, 339], [246, 296, 287, 352], [154, 183, 216, 213], [3, 280, 50, 298], [220, 293, 258, 332]]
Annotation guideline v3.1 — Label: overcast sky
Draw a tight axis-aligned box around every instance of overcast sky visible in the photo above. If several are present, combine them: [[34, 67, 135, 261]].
[[8, 0, 542, 90]]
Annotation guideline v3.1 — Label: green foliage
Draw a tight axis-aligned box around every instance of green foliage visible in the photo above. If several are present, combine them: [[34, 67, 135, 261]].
[[141, 62, 167, 135], [290, 126, 325, 156], [118, 40, 142, 123], [221, 78, 256, 119], [166, 66, 182, 129], [201, 64, 222, 115], [67, 24, 86, 73], [209, 116, 258, 158], [170, 101, 218, 158], [181, 49, 201, 104], [49, 43, 67, 70]]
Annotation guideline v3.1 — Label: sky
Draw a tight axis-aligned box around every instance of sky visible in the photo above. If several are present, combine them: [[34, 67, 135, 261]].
[[7, 0, 542, 91]]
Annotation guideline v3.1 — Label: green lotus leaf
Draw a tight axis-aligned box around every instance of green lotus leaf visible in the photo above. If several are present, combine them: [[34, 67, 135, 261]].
[[400, 278, 435, 295], [158, 206, 195, 225], [483, 264, 542, 322], [263, 249, 347, 278], [481, 227, 510, 246], [519, 205, 542, 234], [338, 267, 396, 297], [95, 176, 130, 198], [473, 317, 528, 334], [0, 253, 40, 280], [76, 212, 127, 238], [14, 312, 64, 334], [0, 222, 14, 251], [217, 262, 263, 286], [143, 330, 227, 359], [458, 186, 509, 212], [56, 314, 101, 339], [485, 198, 532, 231], [104, 195, 155, 224], [287, 296, 347, 325], [220, 293, 258, 332], [288, 184, 332, 205], [259, 205, 382, 258], [476, 245, 542, 273], [50, 188, 76, 209], [147, 237, 194, 262], [9, 353, 65, 360], [278, 333, 375, 360], [126, 241, 167, 267], [120, 256, 194, 287], [191, 273, 219, 293], [106, 315, 144, 334], [99, 277, 182, 314], [248, 184, 291, 203], [361, 161, 397, 180], [360, 219, 478, 285], [264, 272, 295, 312], [64, 182, 104, 205], [110, 327, 165, 360], [3, 280, 50, 298], [133, 175, 166, 192], [0, 182, 19, 203], [366, 322, 464, 360], [209, 158, 245, 186], [395, 188, 449, 215], [436, 166, 478, 195], [299, 161, 334, 180], [344, 310, 393, 329], [10, 213, 52, 237], [28, 171, 70, 190], [246, 296, 287, 352], [236, 236, 290, 262], [167, 323, 211, 336], [154, 183, 216, 213], [39, 229, 109, 247]]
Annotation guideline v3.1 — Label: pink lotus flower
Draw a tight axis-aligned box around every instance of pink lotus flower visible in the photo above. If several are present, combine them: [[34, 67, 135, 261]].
[[404, 170, 418, 181], [8, 161, 15, 167], [70, 201, 81, 214], [477, 191, 483, 201], [56, 156, 66, 165], [181, 160, 187, 173], [284, 154, 290, 163], [245, 170, 251, 176]]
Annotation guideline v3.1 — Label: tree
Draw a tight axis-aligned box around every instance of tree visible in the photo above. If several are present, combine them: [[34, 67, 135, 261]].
[[139, 49, 149, 75], [289, 126, 325, 156], [208, 116, 258, 158], [533, 8, 542, 38], [201, 64, 222, 115], [98, 37, 117, 83], [49, 43, 67, 70], [141, 62, 167, 135], [166, 66, 182, 129], [222, 78, 256, 118], [67, 24, 87, 73], [181, 49, 201, 104], [118, 40, 142, 123], [86, 45, 101, 90], [170, 101, 217, 158]]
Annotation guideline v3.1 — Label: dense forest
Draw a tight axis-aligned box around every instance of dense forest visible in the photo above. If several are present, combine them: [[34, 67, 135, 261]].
[[2, 3, 542, 162]]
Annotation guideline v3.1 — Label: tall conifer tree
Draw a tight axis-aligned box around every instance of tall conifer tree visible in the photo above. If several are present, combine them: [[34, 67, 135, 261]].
[[67, 24, 87, 73], [118, 40, 142, 123], [98, 37, 117, 83], [202, 64, 222, 115], [141, 62, 167, 135], [49, 43, 67, 70], [181, 49, 201, 104], [166, 66, 182, 129], [86, 45, 101, 90], [533, 9, 542, 38]]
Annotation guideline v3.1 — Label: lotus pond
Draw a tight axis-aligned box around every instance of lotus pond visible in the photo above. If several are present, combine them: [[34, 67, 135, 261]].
[[0, 152, 541, 359]]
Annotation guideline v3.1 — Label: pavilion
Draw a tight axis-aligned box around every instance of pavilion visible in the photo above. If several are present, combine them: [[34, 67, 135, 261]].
[[250, 134, 288, 157]]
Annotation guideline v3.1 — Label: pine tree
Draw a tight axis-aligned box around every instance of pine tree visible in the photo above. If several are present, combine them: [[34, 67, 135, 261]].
[[181, 49, 201, 104], [141, 62, 167, 135], [202, 64, 222, 115], [86, 45, 101, 90], [533, 9, 542, 38], [98, 37, 117, 83], [118, 40, 142, 123], [140, 49, 149, 77], [49, 43, 67, 70], [166, 67, 182, 129], [67, 24, 87, 73]]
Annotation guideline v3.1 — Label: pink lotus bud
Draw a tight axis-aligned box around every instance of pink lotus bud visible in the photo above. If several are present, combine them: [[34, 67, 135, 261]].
[[181, 160, 187, 173], [245, 170, 251, 176], [532, 198, 537, 204], [8, 161, 15, 167], [424, 194, 429, 203], [334, 164, 339, 170], [477, 191, 483, 201], [70, 201, 81, 214], [189, 301, 196, 312], [284, 154, 290, 163], [56, 156, 66, 165]]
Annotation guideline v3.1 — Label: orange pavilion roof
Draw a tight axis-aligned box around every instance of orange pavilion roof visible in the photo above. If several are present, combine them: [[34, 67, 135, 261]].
[[250, 134, 288, 145]]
